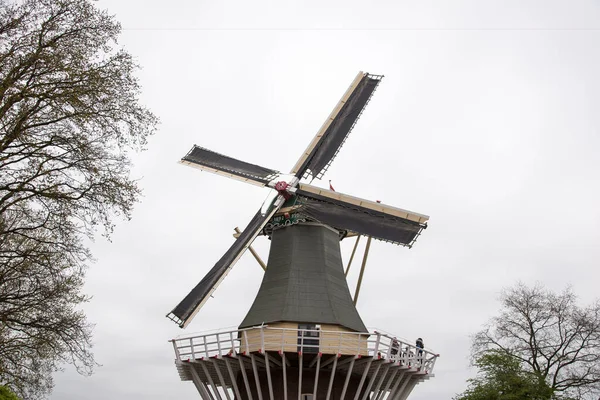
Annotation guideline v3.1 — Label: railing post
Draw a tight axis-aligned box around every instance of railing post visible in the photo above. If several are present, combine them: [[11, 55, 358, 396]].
[[203, 335, 209, 359], [229, 331, 236, 355], [171, 340, 181, 361], [190, 338, 195, 360], [216, 333, 222, 357], [429, 354, 438, 372], [244, 330, 250, 354], [374, 332, 381, 356], [260, 326, 265, 353], [383, 334, 392, 360]]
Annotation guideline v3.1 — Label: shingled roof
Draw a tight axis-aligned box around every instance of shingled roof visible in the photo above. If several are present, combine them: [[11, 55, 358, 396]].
[[239, 223, 367, 332]]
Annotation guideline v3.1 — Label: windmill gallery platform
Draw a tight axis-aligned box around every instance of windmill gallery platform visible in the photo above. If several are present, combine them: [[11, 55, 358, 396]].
[[167, 72, 439, 399]]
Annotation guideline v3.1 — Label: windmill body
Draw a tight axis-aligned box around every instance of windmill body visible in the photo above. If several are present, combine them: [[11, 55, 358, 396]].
[[168, 72, 439, 400]]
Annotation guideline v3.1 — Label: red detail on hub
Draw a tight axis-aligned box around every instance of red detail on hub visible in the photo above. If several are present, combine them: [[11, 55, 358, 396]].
[[275, 181, 292, 200], [275, 181, 288, 191]]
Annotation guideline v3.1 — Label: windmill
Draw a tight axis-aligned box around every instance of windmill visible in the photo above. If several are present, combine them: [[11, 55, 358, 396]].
[[169, 72, 439, 400]]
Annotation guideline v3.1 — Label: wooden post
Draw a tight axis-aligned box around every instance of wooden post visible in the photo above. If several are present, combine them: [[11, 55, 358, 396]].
[[353, 236, 372, 306], [345, 235, 362, 277], [234, 227, 267, 271]]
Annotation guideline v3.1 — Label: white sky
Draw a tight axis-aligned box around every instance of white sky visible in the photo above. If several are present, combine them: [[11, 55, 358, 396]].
[[50, 1, 600, 399]]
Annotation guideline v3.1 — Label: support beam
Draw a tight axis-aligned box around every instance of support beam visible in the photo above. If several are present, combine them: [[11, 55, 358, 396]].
[[298, 353, 304, 400], [224, 358, 242, 400], [320, 354, 338, 369], [394, 374, 416, 400], [340, 356, 356, 400], [238, 355, 254, 400], [396, 374, 419, 400], [234, 227, 267, 271], [345, 235, 361, 276], [264, 352, 275, 400], [360, 361, 382, 400], [376, 366, 402, 400], [190, 365, 212, 400], [211, 359, 232, 400], [353, 357, 373, 400], [353, 236, 372, 305], [325, 354, 339, 400], [313, 353, 322, 397], [370, 362, 391, 400], [282, 352, 288, 400], [199, 361, 222, 400], [250, 354, 264, 400], [391, 370, 414, 399]]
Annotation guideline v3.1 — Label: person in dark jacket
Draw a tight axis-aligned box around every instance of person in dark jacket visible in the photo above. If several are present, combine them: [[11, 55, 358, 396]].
[[416, 337, 424, 356], [390, 337, 399, 357]]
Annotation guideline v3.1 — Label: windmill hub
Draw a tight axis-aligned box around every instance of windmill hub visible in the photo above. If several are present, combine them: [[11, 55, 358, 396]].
[[274, 181, 292, 199], [168, 71, 438, 400]]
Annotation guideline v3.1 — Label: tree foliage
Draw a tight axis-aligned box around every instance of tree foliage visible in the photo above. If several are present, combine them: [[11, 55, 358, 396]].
[[472, 283, 600, 400], [0, 0, 157, 398], [0, 385, 20, 400], [454, 350, 554, 400]]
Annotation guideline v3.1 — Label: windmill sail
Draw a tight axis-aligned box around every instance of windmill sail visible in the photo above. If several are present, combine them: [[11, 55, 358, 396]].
[[181, 145, 279, 187], [291, 72, 383, 180], [168, 71, 431, 329], [167, 204, 281, 328], [295, 183, 428, 247]]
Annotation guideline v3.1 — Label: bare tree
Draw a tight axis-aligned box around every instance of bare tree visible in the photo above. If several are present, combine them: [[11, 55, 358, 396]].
[[0, 0, 158, 398], [473, 283, 600, 400]]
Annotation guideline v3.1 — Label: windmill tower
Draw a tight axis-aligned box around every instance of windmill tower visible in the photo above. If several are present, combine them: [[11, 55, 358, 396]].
[[168, 72, 439, 400]]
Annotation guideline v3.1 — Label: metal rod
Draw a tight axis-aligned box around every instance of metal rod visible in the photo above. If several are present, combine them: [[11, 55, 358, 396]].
[[234, 227, 266, 271], [224, 358, 242, 400], [264, 352, 275, 400], [393, 373, 414, 400], [190, 365, 212, 400], [397, 378, 418, 400], [298, 352, 304, 400], [361, 361, 382, 400], [282, 352, 288, 400], [377, 366, 400, 400], [345, 235, 361, 276], [370, 363, 391, 400], [353, 236, 372, 306], [200, 361, 223, 400], [251, 354, 264, 400], [325, 355, 339, 400], [313, 353, 322, 397], [212, 359, 232, 400], [238, 356, 254, 400], [353, 357, 373, 400], [389, 370, 408, 399], [340, 356, 356, 400]]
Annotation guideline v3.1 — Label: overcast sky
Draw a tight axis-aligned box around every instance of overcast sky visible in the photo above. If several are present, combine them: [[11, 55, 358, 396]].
[[49, 1, 600, 399]]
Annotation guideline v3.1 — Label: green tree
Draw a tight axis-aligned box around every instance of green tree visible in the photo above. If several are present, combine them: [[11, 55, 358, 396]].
[[455, 351, 554, 400], [0, 0, 157, 398], [472, 283, 600, 400], [0, 385, 20, 400]]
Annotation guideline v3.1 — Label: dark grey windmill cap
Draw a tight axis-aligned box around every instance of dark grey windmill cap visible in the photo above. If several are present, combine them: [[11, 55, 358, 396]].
[[239, 223, 367, 332]]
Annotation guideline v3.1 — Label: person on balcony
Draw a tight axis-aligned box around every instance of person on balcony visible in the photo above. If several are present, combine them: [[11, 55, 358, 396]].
[[390, 337, 399, 358], [416, 338, 424, 356]]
